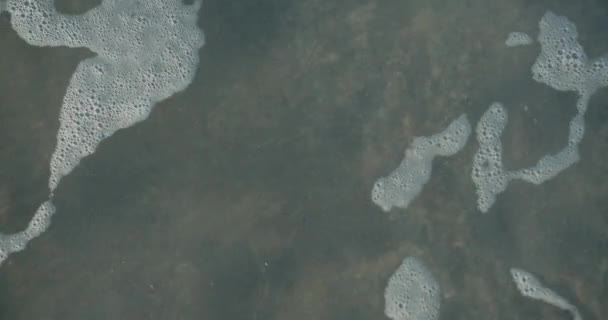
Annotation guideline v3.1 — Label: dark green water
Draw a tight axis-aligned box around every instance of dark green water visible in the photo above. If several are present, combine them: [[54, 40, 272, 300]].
[[0, 0, 606, 319]]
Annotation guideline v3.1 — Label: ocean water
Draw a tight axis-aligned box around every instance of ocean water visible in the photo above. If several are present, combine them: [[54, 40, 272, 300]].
[[0, 0, 606, 319]]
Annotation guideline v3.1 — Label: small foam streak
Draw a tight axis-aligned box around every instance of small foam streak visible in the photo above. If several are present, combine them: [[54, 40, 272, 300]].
[[510, 268, 582, 320]]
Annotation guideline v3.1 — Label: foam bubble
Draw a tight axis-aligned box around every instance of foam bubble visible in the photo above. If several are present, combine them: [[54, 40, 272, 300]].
[[531, 12, 608, 95], [532, 12, 588, 93], [510, 268, 582, 320], [371, 114, 471, 212], [3, 0, 205, 190], [385, 257, 440, 320], [471, 103, 509, 213], [474, 11, 608, 212], [505, 32, 533, 47], [0, 0, 204, 265], [0, 201, 55, 264]]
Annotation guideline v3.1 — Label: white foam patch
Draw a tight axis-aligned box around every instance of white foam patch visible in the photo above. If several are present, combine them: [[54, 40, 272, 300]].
[[505, 32, 533, 47], [385, 257, 440, 320], [0, 201, 55, 262], [471, 103, 509, 212], [0, 0, 204, 265], [473, 11, 608, 213], [371, 114, 471, 212], [510, 268, 582, 320], [5, 0, 205, 191], [531, 11, 608, 94]]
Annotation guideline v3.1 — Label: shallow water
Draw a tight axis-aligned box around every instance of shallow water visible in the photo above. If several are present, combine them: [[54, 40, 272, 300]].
[[0, 0, 607, 319]]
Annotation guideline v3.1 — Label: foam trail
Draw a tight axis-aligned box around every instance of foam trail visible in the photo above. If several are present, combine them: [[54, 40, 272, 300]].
[[0, 202, 55, 262], [371, 114, 471, 212], [473, 11, 608, 212], [0, 0, 204, 265], [511, 268, 582, 320]]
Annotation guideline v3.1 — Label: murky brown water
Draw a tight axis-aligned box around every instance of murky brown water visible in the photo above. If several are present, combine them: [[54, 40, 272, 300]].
[[0, 0, 606, 319]]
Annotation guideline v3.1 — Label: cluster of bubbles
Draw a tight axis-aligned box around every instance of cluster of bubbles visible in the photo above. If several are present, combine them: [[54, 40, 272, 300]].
[[383, 259, 584, 320], [0, 0, 204, 265], [381, 11, 601, 320], [471, 100, 582, 212], [371, 115, 471, 212], [510, 268, 582, 320], [0, 4, 599, 319], [384, 257, 440, 320], [0, 202, 55, 263], [3, 0, 205, 191], [373, 12, 608, 214], [505, 32, 534, 47], [472, 11, 608, 212], [471, 103, 509, 212], [532, 12, 608, 94]]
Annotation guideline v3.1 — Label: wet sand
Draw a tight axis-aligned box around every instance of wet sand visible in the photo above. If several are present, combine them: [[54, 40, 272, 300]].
[[0, 0, 607, 319]]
